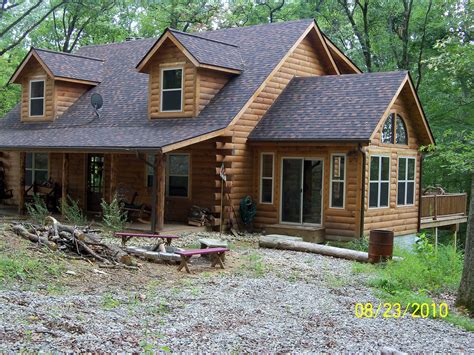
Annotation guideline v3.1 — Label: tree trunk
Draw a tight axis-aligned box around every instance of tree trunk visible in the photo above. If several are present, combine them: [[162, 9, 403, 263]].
[[457, 171, 474, 314]]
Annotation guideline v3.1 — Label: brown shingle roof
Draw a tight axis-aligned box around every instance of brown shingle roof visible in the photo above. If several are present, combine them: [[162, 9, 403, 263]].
[[0, 19, 315, 150], [169, 29, 243, 71], [34, 48, 104, 83], [249, 72, 408, 141]]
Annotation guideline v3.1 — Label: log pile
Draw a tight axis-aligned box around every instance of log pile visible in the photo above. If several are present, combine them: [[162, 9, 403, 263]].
[[11, 217, 133, 266]]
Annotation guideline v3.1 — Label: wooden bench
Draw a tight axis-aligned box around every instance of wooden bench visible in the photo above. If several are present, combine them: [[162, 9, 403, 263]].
[[175, 247, 229, 274], [114, 232, 179, 247]]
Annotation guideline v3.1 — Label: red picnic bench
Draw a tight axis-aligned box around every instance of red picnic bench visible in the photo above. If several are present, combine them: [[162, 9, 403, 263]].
[[175, 247, 229, 274], [114, 232, 179, 247]]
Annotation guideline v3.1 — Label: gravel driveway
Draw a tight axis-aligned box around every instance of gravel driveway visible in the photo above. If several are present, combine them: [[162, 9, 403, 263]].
[[0, 247, 472, 352]]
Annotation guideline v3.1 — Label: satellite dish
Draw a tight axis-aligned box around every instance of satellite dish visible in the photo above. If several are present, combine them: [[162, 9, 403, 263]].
[[91, 93, 103, 110]]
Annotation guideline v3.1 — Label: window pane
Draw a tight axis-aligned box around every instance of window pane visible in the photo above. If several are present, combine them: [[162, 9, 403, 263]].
[[147, 175, 154, 188], [382, 114, 394, 143], [398, 158, 406, 180], [370, 157, 379, 180], [369, 182, 379, 207], [168, 176, 188, 197], [261, 179, 272, 203], [331, 181, 344, 207], [35, 170, 48, 184], [381, 157, 390, 181], [407, 182, 415, 204], [262, 155, 273, 178], [380, 182, 389, 207], [396, 116, 408, 145], [398, 182, 406, 205], [30, 98, 44, 116], [407, 159, 415, 180], [25, 170, 33, 186], [26, 153, 33, 169], [35, 153, 48, 170], [168, 155, 189, 175], [163, 69, 182, 89], [162, 91, 181, 111], [30, 81, 44, 98], [332, 156, 344, 179], [146, 155, 154, 175]]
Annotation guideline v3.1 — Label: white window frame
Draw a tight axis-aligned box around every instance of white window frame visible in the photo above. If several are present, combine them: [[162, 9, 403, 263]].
[[160, 67, 183, 112], [329, 153, 346, 209], [29, 79, 45, 117], [397, 156, 416, 207], [166, 153, 190, 198], [369, 155, 391, 209], [25, 152, 49, 186], [260, 153, 274, 204]]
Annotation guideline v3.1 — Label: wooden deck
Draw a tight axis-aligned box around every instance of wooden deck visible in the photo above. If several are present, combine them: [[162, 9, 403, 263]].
[[420, 193, 468, 230], [264, 224, 325, 243]]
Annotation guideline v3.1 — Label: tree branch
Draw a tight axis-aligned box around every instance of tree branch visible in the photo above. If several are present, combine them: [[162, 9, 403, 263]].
[[0, 0, 43, 38]]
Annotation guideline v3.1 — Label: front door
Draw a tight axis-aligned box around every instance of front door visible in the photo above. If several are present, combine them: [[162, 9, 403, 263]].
[[87, 154, 104, 212], [281, 158, 323, 225]]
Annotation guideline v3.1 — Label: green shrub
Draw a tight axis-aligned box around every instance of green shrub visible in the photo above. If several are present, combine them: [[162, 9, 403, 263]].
[[101, 194, 127, 232], [62, 196, 87, 226], [26, 195, 49, 224]]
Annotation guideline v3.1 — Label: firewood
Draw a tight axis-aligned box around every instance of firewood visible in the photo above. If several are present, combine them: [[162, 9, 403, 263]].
[[11, 224, 58, 251]]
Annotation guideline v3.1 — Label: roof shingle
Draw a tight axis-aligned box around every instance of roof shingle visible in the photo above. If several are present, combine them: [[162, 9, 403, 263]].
[[249, 71, 408, 141]]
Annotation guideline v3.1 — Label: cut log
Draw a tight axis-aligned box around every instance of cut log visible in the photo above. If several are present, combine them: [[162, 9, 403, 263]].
[[11, 225, 58, 251], [259, 235, 369, 262]]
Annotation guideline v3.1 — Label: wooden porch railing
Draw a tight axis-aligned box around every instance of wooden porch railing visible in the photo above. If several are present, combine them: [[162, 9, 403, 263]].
[[421, 193, 468, 220]]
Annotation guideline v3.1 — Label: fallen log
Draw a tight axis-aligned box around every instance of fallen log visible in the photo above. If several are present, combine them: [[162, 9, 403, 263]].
[[11, 225, 58, 251], [259, 235, 370, 262]]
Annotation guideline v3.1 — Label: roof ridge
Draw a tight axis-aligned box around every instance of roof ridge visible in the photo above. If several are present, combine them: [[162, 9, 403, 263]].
[[169, 28, 239, 48], [198, 18, 314, 34], [34, 48, 104, 62], [78, 37, 157, 50]]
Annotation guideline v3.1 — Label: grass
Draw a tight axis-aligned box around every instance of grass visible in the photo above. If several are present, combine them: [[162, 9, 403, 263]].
[[239, 252, 270, 277], [326, 236, 369, 252], [352, 238, 473, 331], [0, 234, 65, 290]]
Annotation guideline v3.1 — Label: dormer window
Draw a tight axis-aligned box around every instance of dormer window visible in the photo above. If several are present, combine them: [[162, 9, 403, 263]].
[[29, 80, 45, 117], [161, 68, 183, 112]]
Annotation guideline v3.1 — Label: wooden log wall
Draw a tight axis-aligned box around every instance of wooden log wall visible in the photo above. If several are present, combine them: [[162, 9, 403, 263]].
[[54, 81, 90, 118], [251, 144, 361, 238], [364, 90, 422, 236], [148, 38, 195, 118], [220, 30, 333, 229], [196, 68, 231, 115], [0, 151, 21, 206], [19, 57, 55, 122]]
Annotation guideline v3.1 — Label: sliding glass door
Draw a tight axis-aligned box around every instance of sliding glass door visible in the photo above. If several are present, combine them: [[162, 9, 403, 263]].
[[281, 158, 323, 225]]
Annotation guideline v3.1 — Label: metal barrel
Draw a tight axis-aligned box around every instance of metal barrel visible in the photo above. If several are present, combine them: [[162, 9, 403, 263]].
[[368, 229, 394, 263]]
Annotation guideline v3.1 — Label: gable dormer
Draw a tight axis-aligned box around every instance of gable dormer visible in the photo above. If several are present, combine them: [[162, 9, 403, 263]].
[[9, 48, 103, 122], [136, 29, 241, 119]]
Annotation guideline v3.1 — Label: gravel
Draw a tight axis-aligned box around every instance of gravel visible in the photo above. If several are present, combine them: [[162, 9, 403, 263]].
[[0, 241, 472, 352]]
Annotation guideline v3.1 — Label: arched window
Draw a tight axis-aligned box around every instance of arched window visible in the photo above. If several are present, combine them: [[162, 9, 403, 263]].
[[381, 113, 395, 144], [395, 115, 408, 144], [381, 113, 408, 145]]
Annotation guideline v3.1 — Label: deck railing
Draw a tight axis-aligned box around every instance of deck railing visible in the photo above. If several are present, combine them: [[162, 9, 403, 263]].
[[421, 193, 468, 220]]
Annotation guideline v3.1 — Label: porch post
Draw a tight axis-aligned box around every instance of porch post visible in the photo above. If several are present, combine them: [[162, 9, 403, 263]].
[[151, 153, 165, 232], [18, 152, 26, 214], [61, 153, 69, 214], [110, 153, 117, 201]]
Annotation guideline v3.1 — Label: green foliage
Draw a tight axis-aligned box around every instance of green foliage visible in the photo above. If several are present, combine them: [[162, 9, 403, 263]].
[[240, 252, 269, 277], [26, 195, 49, 225], [328, 236, 369, 252], [100, 194, 127, 233], [102, 292, 121, 310], [62, 196, 87, 226]]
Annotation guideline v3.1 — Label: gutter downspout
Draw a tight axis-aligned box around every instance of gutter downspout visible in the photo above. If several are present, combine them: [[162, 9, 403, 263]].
[[358, 144, 366, 238], [417, 152, 424, 233]]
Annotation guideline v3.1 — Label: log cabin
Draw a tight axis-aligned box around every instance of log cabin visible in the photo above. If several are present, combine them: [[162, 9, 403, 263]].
[[0, 18, 440, 241]]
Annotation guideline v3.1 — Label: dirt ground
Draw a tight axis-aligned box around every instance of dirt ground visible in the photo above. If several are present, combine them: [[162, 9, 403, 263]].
[[0, 224, 473, 352]]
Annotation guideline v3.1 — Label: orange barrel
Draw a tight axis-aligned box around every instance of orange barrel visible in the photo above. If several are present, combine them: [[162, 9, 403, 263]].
[[368, 229, 394, 263]]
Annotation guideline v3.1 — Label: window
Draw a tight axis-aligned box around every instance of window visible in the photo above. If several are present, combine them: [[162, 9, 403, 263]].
[[166, 154, 189, 197], [395, 116, 408, 144], [25, 153, 48, 186], [29, 80, 45, 116], [260, 153, 274, 204], [369, 156, 390, 208], [398, 157, 415, 206], [381, 113, 408, 145], [330, 154, 345, 208], [146, 154, 154, 187], [160, 68, 183, 112]]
